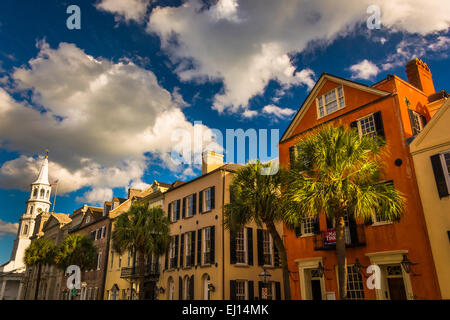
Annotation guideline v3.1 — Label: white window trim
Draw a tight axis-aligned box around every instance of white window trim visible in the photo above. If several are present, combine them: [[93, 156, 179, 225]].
[[316, 86, 346, 119], [186, 195, 194, 218], [235, 229, 248, 265], [235, 280, 248, 300], [262, 230, 274, 267], [440, 151, 450, 192], [356, 113, 376, 137], [203, 227, 212, 266], [300, 217, 316, 237]]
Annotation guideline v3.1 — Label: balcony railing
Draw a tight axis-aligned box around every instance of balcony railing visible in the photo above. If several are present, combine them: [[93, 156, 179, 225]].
[[120, 263, 160, 279], [314, 225, 366, 251]]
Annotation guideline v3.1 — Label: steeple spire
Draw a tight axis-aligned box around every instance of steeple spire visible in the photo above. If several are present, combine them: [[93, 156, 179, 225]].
[[33, 150, 50, 185]]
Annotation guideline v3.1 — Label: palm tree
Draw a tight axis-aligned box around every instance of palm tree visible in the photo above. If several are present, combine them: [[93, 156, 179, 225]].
[[23, 237, 56, 300], [54, 233, 98, 271], [112, 204, 171, 300], [284, 124, 405, 299], [224, 161, 292, 300]]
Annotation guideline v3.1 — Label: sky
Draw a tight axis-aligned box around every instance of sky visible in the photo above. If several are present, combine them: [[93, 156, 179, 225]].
[[0, 0, 449, 264]]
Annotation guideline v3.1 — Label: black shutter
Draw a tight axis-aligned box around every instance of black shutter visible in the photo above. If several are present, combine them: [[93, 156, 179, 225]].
[[189, 275, 194, 300], [230, 280, 236, 300], [348, 214, 358, 244], [373, 111, 385, 139], [247, 228, 253, 266], [174, 235, 179, 268], [294, 225, 302, 237], [199, 191, 203, 213], [193, 193, 197, 215], [275, 282, 281, 300], [230, 230, 237, 264], [182, 197, 186, 219], [257, 229, 263, 266], [289, 146, 296, 169], [248, 281, 254, 300], [350, 121, 358, 130], [168, 203, 172, 221], [431, 154, 449, 198], [313, 217, 320, 234], [210, 226, 215, 264], [179, 277, 183, 300], [180, 234, 184, 268], [273, 242, 280, 267], [197, 229, 202, 265], [176, 199, 181, 220], [258, 281, 263, 300], [211, 186, 216, 209], [191, 231, 195, 266]]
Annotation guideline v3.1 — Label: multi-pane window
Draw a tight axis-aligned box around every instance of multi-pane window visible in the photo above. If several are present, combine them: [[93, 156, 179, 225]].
[[204, 188, 212, 212], [441, 152, 450, 190], [185, 232, 192, 266], [235, 229, 246, 264], [97, 252, 102, 270], [235, 281, 246, 300], [347, 265, 365, 300], [409, 109, 424, 135], [172, 201, 180, 222], [358, 114, 376, 136], [96, 228, 102, 240], [317, 86, 345, 118], [203, 227, 212, 265], [262, 230, 273, 266], [169, 239, 176, 269], [301, 216, 315, 235], [186, 195, 194, 217]]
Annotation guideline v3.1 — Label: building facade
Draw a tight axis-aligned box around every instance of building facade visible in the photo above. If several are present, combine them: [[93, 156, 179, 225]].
[[157, 152, 285, 300], [410, 99, 450, 298], [279, 59, 445, 300]]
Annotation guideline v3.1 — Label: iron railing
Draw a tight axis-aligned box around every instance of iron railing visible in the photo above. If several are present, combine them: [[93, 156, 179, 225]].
[[120, 263, 160, 279]]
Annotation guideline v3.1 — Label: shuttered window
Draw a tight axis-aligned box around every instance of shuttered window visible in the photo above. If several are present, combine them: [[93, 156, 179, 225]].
[[431, 152, 450, 198]]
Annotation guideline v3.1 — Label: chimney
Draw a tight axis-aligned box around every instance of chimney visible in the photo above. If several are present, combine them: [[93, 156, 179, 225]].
[[202, 151, 224, 175], [128, 188, 142, 199], [405, 58, 436, 96]]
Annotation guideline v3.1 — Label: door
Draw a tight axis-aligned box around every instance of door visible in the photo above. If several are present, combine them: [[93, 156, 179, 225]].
[[311, 280, 322, 301], [387, 278, 407, 300], [144, 281, 156, 300]]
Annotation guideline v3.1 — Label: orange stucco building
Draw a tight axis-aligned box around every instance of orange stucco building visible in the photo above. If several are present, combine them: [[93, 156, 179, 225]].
[[279, 59, 447, 300]]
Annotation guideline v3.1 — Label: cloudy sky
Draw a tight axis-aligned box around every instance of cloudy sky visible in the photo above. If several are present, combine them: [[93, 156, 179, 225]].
[[0, 0, 449, 263]]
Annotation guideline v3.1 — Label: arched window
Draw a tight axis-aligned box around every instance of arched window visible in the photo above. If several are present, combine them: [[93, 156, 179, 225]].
[[168, 277, 174, 300], [22, 224, 29, 236], [46, 190, 50, 199], [40, 189, 45, 199], [29, 205, 34, 215], [33, 188, 38, 198], [203, 274, 211, 300], [184, 276, 190, 300]]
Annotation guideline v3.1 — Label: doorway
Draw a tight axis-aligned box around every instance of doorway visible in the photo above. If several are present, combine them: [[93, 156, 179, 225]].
[[385, 265, 407, 300]]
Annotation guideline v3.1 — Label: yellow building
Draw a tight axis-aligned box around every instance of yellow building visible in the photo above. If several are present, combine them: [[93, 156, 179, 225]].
[[410, 99, 450, 299], [157, 152, 285, 300], [103, 182, 169, 300]]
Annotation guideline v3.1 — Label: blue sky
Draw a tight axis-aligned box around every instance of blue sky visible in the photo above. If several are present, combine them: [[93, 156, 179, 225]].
[[0, 0, 449, 264]]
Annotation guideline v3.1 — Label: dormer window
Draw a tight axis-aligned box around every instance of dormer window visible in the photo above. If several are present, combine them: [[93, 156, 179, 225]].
[[316, 86, 345, 118], [86, 216, 91, 224]]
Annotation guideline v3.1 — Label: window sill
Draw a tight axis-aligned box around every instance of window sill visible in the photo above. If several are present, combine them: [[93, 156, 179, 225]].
[[200, 209, 212, 214], [300, 233, 315, 238], [234, 263, 249, 268], [372, 221, 393, 227]]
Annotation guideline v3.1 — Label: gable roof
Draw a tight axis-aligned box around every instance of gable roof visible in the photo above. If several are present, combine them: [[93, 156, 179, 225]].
[[280, 73, 390, 142]]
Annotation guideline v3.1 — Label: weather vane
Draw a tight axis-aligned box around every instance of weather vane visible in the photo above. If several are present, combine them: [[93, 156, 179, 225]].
[[45, 148, 49, 158]]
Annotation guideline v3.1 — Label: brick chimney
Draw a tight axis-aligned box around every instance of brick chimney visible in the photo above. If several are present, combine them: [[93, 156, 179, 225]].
[[202, 151, 224, 175], [405, 58, 436, 96]]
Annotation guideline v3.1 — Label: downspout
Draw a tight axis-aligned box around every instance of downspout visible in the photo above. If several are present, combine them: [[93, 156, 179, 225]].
[[221, 171, 225, 300]]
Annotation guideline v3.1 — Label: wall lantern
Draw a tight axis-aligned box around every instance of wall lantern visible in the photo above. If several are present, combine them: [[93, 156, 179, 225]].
[[401, 254, 418, 274], [258, 268, 272, 284], [316, 262, 324, 278]]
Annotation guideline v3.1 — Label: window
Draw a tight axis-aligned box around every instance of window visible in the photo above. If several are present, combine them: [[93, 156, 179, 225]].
[[346, 265, 365, 300], [93, 288, 98, 300], [118, 255, 122, 269], [22, 224, 29, 236], [235, 281, 246, 300], [127, 250, 132, 267], [97, 252, 102, 270], [168, 278, 175, 300], [33, 188, 38, 198], [91, 231, 96, 241], [441, 152, 450, 191], [186, 194, 194, 217], [358, 114, 376, 136], [185, 232, 192, 267], [408, 109, 425, 135], [262, 230, 273, 266], [110, 251, 114, 270], [431, 151, 450, 198], [96, 229, 102, 240], [86, 216, 91, 224], [171, 200, 181, 222], [40, 189, 45, 199], [316, 86, 345, 118], [203, 227, 212, 265], [301, 216, 315, 235], [169, 239, 177, 269], [203, 188, 212, 212], [29, 205, 34, 215], [261, 282, 274, 300], [184, 276, 190, 300], [235, 229, 246, 264]]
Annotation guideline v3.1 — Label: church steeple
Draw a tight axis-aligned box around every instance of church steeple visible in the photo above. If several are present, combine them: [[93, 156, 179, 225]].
[[32, 154, 49, 185]]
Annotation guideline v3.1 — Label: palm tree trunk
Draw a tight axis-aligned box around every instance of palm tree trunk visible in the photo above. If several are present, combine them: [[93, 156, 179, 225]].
[[335, 213, 347, 300], [34, 263, 42, 300], [138, 250, 145, 300], [266, 220, 291, 300]]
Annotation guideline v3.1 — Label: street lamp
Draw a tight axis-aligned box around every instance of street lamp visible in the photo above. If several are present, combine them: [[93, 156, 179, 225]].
[[258, 269, 272, 284], [400, 254, 417, 274], [316, 262, 324, 278], [353, 258, 364, 274]]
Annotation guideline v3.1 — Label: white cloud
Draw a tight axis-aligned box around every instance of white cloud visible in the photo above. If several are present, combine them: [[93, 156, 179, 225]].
[[0, 41, 218, 203], [76, 187, 113, 205], [349, 59, 380, 80], [0, 219, 18, 236], [262, 104, 296, 118], [95, 0, 150, 23], [429, 36, 450, 51], [146, 0, 450, 115]]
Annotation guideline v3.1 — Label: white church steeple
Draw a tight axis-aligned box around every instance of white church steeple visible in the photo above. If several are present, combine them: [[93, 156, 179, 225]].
[[1, 153, 52, 272]]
